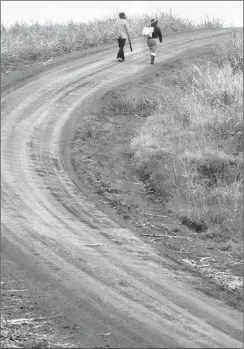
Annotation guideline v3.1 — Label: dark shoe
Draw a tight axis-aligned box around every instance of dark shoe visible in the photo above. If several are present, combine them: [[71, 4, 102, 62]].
[[151, 56, 155, 64]]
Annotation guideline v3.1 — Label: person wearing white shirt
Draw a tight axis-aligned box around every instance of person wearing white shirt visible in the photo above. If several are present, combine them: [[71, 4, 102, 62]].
[[114, 12, 131, 62]]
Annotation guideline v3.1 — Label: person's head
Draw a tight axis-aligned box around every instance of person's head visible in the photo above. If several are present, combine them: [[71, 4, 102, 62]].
[[151, 18, 158, 26], [119, 12, 126, 19]]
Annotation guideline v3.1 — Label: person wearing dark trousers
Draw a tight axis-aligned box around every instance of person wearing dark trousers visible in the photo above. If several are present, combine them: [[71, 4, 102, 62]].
[[114, 12, 131, 62], [118, 38, 126, 61], [147, 19, 162, 64]]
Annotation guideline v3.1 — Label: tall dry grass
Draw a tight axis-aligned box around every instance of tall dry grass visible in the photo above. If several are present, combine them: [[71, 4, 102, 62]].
[[1, 11, 223, 72], [131, 30, 243, 253]]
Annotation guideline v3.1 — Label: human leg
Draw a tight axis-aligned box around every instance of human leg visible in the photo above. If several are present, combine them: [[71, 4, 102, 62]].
[[117, 38, 126, 61], [147, 38, 157, 64]]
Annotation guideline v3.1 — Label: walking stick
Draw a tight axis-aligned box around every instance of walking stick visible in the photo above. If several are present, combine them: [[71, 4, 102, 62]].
[[125, 26, 133, 52]]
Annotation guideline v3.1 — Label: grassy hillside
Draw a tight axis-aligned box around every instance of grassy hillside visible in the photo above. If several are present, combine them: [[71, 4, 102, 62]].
[[1, 11, 223, 73], [131, 30, 243, 256]]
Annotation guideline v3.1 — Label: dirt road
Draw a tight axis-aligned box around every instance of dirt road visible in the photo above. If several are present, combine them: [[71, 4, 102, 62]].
[[1, 29, 243, 348]]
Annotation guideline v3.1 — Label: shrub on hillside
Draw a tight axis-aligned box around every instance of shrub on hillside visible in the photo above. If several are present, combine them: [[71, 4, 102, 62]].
[[131, 33, 243, 249], [213, 30, 243, 73]]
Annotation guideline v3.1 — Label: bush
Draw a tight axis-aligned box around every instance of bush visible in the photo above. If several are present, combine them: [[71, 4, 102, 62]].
[[130, 32, 243, 250], [212, 30, 243, 73]]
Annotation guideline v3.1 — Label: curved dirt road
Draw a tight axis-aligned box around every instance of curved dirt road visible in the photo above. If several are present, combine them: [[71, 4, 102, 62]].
[[1, 29, 243, 348]]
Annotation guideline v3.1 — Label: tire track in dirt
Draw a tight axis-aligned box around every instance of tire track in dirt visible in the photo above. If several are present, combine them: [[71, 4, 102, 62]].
[[1, 29, 243, 348]]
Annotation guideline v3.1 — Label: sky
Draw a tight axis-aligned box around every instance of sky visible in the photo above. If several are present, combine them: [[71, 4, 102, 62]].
[[1, 1, 243, 27]]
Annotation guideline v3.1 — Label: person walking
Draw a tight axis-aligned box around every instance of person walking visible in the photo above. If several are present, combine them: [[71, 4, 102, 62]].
[[114, 12, 132, 62], [145, 19, 162, 64]]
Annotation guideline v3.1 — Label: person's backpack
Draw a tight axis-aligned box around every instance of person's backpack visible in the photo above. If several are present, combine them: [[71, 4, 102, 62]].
[[142, 26, 154, 37]]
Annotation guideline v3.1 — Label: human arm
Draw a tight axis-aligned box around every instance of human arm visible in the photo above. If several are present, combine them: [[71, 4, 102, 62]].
[[114, 19, 123, 39], [124, 21, 131, 42], [157, 27, 162, 43]]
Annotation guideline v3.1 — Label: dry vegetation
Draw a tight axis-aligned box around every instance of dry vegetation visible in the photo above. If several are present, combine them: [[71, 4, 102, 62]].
[[131, 30, 243, 256], [1, 11, 223, 73], [1, 316, 75, 349], [1, 282, 77, 348]]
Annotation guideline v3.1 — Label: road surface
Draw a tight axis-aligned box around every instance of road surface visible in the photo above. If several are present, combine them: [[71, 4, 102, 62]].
[[1, 29, 243, 348]]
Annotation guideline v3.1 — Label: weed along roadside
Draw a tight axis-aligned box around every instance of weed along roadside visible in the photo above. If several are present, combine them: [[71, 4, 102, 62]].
[[71, 31, 243, 308], [1, 12, 225, 74]]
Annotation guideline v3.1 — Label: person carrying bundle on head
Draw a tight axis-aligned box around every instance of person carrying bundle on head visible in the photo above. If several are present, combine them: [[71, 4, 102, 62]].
[[142, 18, 162, 64]]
